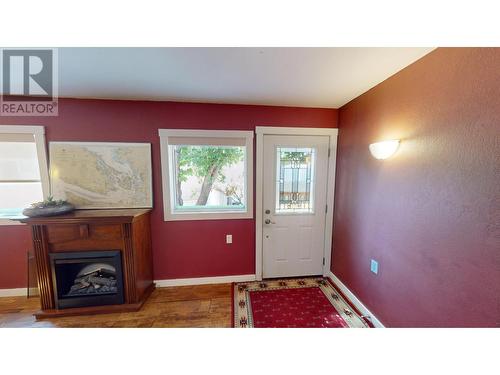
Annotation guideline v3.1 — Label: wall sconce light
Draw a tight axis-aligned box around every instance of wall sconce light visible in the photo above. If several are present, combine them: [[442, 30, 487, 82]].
[[369, 140, 400, 160]]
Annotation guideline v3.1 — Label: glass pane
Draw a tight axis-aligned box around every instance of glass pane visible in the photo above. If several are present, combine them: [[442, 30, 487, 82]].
[[0, 182, 44, 218], [169, 145, 246, 211], [0, 142, 41, 181], [275, 147, 315, 213]]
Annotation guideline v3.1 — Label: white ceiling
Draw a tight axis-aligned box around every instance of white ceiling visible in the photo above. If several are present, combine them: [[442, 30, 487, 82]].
[[53, 48, 434, 108]]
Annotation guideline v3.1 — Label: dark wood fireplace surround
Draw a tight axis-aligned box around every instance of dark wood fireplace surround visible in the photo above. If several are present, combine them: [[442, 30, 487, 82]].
[[21, 209, 155, 319]]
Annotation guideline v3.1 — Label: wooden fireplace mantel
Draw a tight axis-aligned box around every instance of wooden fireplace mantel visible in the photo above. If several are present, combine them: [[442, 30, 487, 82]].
[[20, 209, 155, 319]]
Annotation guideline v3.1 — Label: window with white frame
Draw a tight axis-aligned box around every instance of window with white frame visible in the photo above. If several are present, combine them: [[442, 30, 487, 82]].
[[0, 126, 49, 221], [159, 129, 253, 221]]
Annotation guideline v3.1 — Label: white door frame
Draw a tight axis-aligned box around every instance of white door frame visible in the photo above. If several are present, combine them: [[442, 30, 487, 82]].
[[255, 126, 339, 281]]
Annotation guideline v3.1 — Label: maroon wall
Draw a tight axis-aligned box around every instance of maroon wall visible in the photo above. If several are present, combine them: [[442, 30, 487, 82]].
[[0, 100, 337, 288], [0, 225, 32, 288], [332, 48, 500, 327]]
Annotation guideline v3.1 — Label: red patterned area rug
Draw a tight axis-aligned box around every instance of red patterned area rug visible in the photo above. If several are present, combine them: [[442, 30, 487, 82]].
[[233, 277, 370, 328]]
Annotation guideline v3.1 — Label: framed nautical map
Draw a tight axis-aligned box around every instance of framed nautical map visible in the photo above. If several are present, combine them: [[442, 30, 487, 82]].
[[49, 142, 152, 209]]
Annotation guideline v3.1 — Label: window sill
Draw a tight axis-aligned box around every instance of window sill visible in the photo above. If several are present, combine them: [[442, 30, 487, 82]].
[[164, 211, 253, 221], [0, 218, 25, 226]]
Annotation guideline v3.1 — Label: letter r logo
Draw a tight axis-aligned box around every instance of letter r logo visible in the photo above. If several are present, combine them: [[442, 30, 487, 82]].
[[2, 49, 53, 101]]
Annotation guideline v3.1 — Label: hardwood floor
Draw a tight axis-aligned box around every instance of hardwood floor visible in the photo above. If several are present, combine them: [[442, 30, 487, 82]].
[[0, 284, 232, 328]]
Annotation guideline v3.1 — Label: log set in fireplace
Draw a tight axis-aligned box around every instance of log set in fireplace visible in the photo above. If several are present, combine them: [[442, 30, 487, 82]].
[[50, 251, 124, 309], [69, 266, 117, 295]]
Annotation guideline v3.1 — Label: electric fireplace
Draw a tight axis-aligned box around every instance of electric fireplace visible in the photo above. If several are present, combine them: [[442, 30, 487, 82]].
[[19, 209, 154, 319], [50, 250, 124, 309]]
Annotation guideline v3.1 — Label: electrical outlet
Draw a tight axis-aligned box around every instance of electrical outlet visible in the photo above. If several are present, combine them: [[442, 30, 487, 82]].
[[370, 259, 379, 274], [226, 234, 232, 244]]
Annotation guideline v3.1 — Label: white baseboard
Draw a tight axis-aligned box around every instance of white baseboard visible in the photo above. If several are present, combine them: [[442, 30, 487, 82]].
[[0, 288, 27, 297], [328, 272, 385, 328], [155, 274, 256, 287], [1, 275, 256, 296]]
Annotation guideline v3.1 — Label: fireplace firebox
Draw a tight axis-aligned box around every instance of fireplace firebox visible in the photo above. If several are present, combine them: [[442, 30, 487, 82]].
[[50, 251, 125, 309]]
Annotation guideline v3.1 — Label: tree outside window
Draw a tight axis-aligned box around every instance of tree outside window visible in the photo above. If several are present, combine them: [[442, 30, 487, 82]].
[[173, 145, 245, 210]]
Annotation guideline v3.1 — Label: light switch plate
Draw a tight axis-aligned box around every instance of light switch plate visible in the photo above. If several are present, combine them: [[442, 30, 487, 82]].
[[370, 259, 379, 274], [226, 234, 232, 244]]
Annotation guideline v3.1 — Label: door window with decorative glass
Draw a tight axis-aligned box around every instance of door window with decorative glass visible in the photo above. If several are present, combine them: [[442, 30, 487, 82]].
[[275, 147, 316, 214]]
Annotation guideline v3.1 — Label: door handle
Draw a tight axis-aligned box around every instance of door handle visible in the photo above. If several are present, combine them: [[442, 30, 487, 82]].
[[265, 219, 276, 225]]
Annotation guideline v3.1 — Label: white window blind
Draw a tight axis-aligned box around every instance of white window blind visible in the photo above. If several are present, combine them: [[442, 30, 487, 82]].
[[0, 126, 48, 221]]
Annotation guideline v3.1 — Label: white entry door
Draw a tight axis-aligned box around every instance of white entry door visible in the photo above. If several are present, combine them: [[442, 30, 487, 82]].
[[262, 135, 330, 278]]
